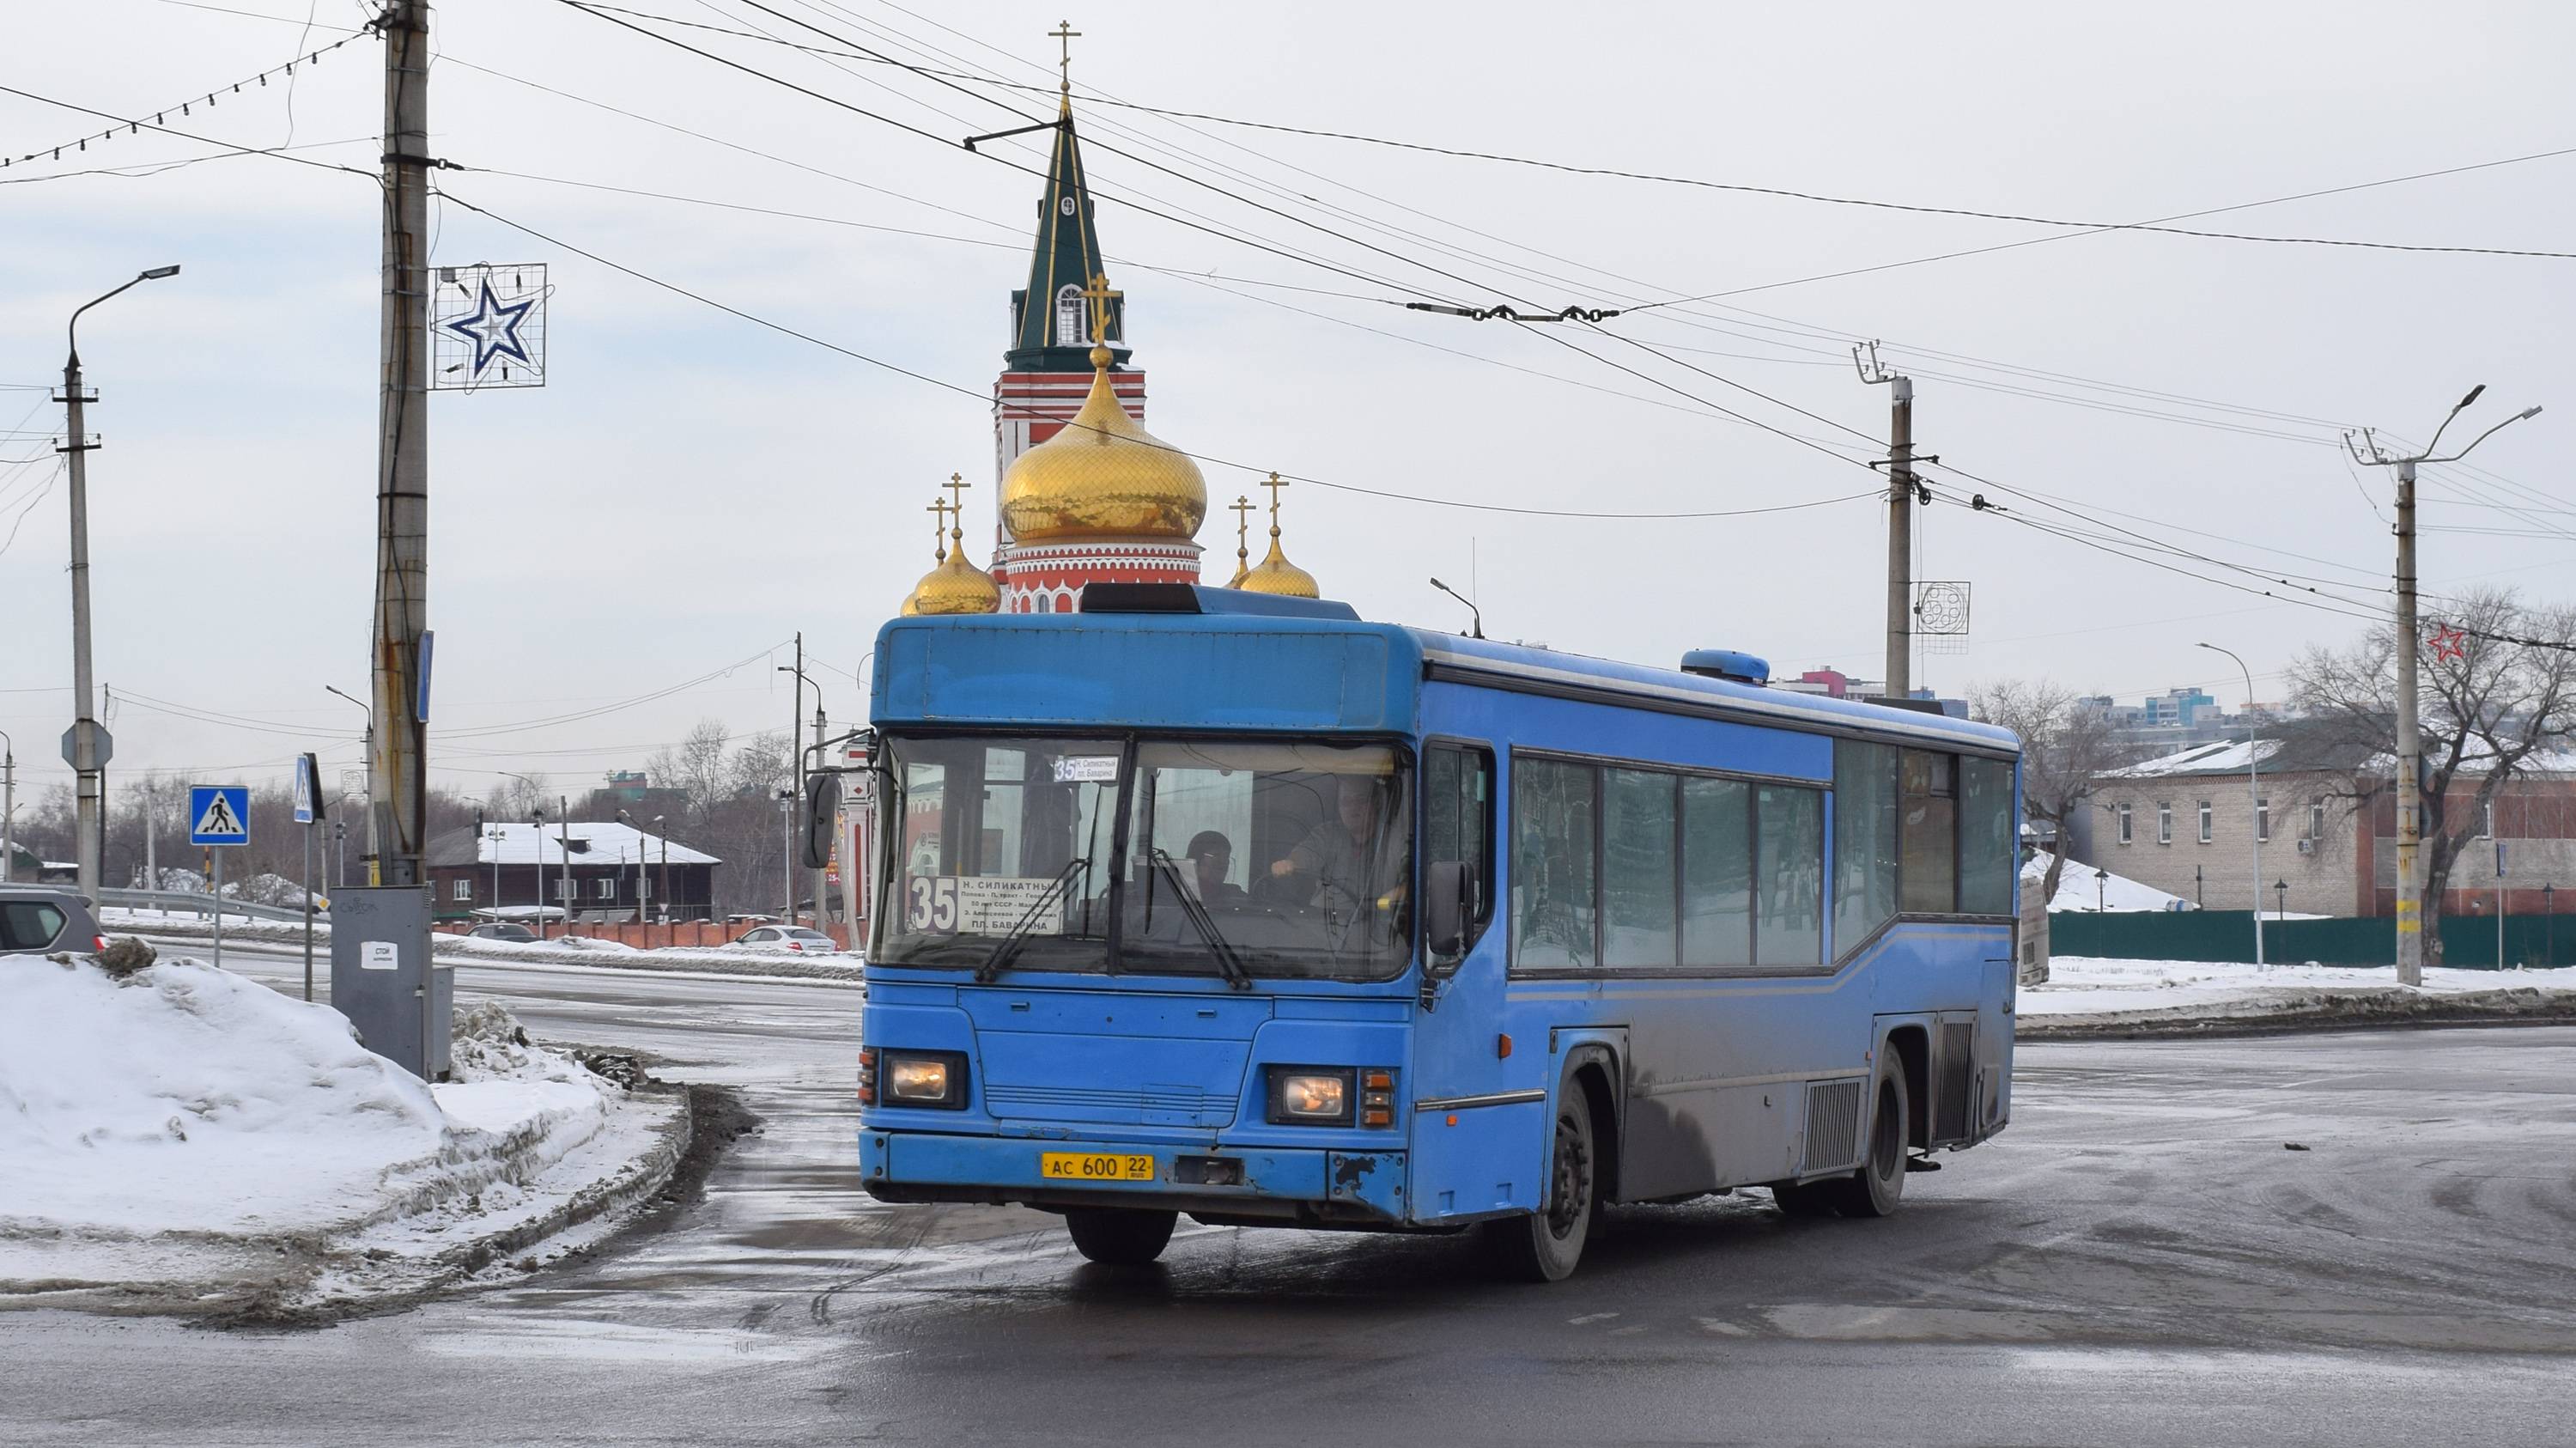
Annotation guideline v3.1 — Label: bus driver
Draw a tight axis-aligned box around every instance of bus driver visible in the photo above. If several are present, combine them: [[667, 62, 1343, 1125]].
[[1270, 775, 1399, 913]]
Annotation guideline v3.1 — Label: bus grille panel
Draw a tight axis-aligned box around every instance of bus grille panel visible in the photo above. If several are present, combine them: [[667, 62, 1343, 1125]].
[[984, 1082, 1230, 1127], [1801, 1079, 1864, 1174], [1937, 1020, 1976, 1141]]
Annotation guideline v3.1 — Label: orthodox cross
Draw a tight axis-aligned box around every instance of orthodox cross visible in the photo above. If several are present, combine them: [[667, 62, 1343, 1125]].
[[1261, 472, 1290, 534], [1080, 272, 1121, 348], [927, 498, 951, 561], [1230, 495, 1255, 568], [942, 472, 971, 533], [1049, 21, 1080, 98]]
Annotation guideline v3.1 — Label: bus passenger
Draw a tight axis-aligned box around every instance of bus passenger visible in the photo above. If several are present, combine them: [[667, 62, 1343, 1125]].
[[1187, 830, 1248, 904]]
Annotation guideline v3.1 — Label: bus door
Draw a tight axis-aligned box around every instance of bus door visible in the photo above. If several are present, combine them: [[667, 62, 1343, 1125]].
[[1407, 742, 1544, 1224]]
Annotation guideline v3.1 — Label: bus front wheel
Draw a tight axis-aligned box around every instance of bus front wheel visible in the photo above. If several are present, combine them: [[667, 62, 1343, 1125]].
[[1064, 1208, 1177, 1266], [1485, 1086, 1598, 1282]]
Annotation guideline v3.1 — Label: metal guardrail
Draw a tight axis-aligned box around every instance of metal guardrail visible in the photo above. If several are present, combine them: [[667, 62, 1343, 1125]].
[[98, 887, 317, 925]]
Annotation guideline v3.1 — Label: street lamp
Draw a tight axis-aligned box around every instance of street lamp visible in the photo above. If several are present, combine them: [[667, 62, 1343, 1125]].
[[62, 264, 182, 902], [2274, 879, 2288, 922], [325, 684, 373, 882], [2196, 642, 2264, 970], [2546, 884, 2557, 967], [653, 813, 670, 931], [778, 655, 824, 928]]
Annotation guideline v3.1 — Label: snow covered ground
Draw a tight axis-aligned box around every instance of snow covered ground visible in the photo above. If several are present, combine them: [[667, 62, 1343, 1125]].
[[97, 907, 865, 982], [2024, 955, 2576, 1034], [0, 952, 688, 1317]]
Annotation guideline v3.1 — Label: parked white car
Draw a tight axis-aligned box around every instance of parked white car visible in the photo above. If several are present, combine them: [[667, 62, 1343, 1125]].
[[727, 925, 838, 955]]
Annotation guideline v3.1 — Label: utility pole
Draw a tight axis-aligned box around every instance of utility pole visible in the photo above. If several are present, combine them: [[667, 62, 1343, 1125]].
[[811, 701, 829, 924], [1856, 343, 1914, 699], [2348, 387, 2543, 986], [368, 0, 433, 891], [0, 729, 15, 883], [60, 265, 180, 902]]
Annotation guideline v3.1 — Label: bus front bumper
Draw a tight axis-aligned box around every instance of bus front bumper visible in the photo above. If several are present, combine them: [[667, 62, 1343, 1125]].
[[859, 1130, 1409, 1226]]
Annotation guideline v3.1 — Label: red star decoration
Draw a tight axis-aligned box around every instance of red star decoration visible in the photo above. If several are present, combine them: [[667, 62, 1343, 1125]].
[[2427, 624, 2469, 664]]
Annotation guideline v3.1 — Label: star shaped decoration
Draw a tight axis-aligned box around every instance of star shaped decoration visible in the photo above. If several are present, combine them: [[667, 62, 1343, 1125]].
[[2427, 624, 2469, 664], [443, 277, 537, 375]]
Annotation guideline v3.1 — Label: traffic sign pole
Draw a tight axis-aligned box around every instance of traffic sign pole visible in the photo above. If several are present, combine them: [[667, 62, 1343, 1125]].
[[188, 784, 252, 976], [295, 754, 323, 1001], [211, 847, 223, 973]]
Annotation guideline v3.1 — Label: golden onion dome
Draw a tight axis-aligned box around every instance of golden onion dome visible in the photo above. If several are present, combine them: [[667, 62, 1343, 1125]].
[[1236, 473, 1318, 598], [898, 502, 999, 617], [1237, 535, 1319, 598], [1000, 345, 1206, 543]]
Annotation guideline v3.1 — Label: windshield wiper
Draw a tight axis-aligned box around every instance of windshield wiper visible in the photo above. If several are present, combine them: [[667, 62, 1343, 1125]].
[[975, 856, 1090, 983], [1148, 848, 1254, 991]]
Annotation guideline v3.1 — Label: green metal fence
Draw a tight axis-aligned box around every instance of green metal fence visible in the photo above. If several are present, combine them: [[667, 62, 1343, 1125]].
[[2047, 910, 2576, 969]]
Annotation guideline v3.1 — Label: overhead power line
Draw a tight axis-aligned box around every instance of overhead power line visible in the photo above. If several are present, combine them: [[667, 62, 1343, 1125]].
[[431, 187, 1874, 521], [569, 3, 2576, 265]]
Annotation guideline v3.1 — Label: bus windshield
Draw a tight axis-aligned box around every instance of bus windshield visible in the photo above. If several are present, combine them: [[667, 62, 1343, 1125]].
[[875, 734, 1413, 983]]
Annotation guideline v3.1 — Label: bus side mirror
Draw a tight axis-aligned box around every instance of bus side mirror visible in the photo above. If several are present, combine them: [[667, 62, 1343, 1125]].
[[803, 773, 841, 870], [1425, 860, 1469, 960]]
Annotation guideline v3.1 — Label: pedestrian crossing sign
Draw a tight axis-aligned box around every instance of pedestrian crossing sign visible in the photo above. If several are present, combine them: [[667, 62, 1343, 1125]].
[[189, 785, 251, 847]]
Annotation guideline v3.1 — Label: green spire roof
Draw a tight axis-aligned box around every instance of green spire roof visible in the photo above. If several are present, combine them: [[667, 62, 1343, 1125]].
[[1007, 111, 1130, 372]]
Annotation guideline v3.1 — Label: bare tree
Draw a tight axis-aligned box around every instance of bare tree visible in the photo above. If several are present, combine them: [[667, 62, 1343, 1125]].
[[1969, 679, 2126, 909], [2289, 587, 2576, 964]]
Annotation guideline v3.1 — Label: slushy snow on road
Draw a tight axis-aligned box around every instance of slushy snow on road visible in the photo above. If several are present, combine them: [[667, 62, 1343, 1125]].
[[0, 952, 688, 1316]]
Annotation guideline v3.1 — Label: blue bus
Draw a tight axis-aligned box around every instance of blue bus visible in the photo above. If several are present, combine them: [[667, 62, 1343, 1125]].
[[856, 586, 2020, 1281]]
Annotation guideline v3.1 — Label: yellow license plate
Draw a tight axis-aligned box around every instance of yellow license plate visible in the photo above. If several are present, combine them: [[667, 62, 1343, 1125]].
[[1040, 1152, 1156, 1183]]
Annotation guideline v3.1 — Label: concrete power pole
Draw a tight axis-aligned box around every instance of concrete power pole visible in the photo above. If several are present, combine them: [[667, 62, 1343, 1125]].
[[811, 701, 829, 924], [368, 0, 432, 890], [2348, 388, 2543, 987], [59, 266, 179, 901], [1856, 344, 1913, 699]]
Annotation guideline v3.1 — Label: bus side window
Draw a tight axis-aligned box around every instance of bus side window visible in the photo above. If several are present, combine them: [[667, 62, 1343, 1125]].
[[1900, 750, 1959, 914], [1425, 744, 1495, 965], [1511, 756, 1596, 970], [1959, 757, 2015, 915], [1832, 740, 1899, 955]]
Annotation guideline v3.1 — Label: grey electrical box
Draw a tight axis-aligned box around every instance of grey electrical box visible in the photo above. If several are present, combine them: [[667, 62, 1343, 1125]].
[[328, 885, 448, 1080]]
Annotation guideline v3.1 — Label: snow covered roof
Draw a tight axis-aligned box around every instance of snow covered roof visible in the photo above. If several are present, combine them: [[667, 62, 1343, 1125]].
[[2023, 852, 2192, 913], [428, 822, 718, 868], [2118, 735, 2576, 782], [2117, 738, 2282, 779]]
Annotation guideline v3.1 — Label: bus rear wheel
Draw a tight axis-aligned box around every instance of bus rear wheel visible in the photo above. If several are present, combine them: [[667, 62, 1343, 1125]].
[[1064, 1208, 1178, 1265], [1484, 1086, 1598, 1282], [1823, 1065, 1910, 1219]]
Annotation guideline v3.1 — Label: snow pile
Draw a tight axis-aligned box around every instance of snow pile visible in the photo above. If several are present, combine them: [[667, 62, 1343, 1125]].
[[0, 956, 687, 1313], [0, 953, 445, 1240], [2025, 853, 2191, 913], [2023, 955, 2576, 1034]]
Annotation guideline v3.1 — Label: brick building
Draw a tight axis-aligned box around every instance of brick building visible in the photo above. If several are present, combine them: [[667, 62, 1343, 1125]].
[[2084, 734, 2576, 916], [425, 821, 719, 924]]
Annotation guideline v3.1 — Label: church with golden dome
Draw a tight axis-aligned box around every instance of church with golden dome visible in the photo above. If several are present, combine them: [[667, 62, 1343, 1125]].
[[897, 48, 1315, 618]]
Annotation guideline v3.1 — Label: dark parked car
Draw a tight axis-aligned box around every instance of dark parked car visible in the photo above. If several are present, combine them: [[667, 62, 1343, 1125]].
[[465, 922, 538, 943], [0, 886, 108, 958]]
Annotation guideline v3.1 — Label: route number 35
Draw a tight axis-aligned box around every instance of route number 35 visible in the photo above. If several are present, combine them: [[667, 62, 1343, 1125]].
[[907, 876, 960, 932]]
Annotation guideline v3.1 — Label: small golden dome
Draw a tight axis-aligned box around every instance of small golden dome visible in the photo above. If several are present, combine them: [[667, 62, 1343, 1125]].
[[899, 497, 999, 617], [1000, 345, 1206, 543], [1236, 473, 1317, 598]]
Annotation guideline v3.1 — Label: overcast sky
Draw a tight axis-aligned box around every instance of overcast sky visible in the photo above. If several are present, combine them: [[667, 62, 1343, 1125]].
[[5, 0, 2573, 806]]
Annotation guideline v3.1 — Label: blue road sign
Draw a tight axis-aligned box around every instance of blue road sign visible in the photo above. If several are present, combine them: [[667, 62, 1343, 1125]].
[[189, 785, 251, 847], [293, 754, 320, 824]]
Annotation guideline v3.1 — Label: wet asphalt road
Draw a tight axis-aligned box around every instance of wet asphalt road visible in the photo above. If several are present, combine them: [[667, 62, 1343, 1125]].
[[3, 943, 2573, 1446]]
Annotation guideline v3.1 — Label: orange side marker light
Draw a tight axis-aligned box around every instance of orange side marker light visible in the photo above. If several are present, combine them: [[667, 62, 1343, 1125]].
[[1496, 1032, 1513, 1059]]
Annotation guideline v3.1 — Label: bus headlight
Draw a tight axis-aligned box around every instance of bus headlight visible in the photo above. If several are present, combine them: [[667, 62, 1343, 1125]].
[[1267, 1067, 1383, 1126], [880, 1050, 968, 1108]]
